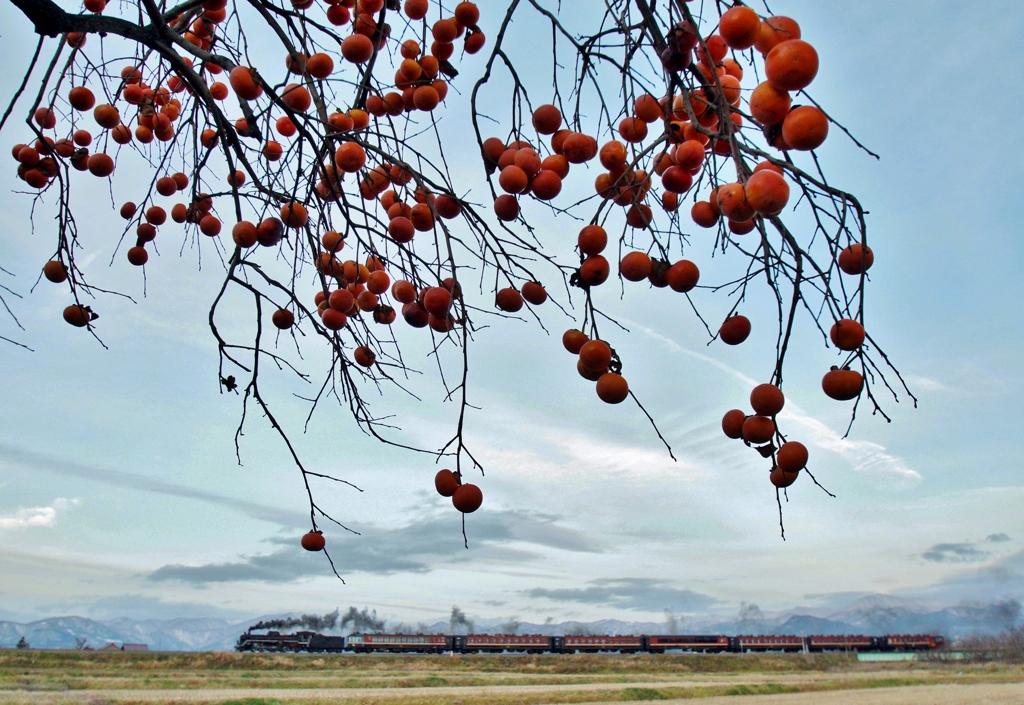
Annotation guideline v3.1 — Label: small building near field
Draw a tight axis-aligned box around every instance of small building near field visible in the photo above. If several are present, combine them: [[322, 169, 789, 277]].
[[97, 642, 149, 652]]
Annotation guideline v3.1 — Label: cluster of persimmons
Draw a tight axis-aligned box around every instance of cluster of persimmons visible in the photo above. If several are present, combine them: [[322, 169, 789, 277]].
[[466, 6, 875, 496]]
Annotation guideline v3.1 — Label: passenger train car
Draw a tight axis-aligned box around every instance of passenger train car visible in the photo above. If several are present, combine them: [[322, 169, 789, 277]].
[[236, 631, 945, 654]]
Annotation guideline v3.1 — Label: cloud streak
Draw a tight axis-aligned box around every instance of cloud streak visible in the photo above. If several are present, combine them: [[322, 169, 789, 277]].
[[626, 320, 921, 485], [778, 410, 922, 485], [0, 443, 306, 529]]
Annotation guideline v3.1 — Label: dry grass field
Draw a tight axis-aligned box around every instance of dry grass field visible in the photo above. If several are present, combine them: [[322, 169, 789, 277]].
[[0, 651, 1022, 704]]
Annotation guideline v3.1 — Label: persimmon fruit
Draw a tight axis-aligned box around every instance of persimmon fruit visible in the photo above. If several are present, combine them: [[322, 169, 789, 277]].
[[452, 483, 482, 513], [391, 280, 417, 304], [722, 409, 746, 439], [403, 0, 427, 20], [666, 259, 699, 293], [822, 367, 864, 400], [306, 52, 334, 78], [495, 287, 523, 312], [578, 225, 607, 255], [87, 153, 114, 177], [577, 359, 603, 382], [755, 16, 800, 55], [341, 34, 374, 63], [280, 201, 308, 228], [354, 346, 376, 367], [122, 244, 146, 267], [776, 441, 808, 473], [388, 216, 415, 243], [619, 251, 652, 282], [579, 339, 612, 373], [750, 383, 785, 416], [749, 82, 791, 126], [499, 165, 528, 194], [830, 319, 866, 350], [562, 329, 589, 354], [435, 469, 459, 497], [661, 166, 692, 194], [232, 221, 258, 248], [720, 315, 751, 345], [229, 66, 262, 100], [765, 39, 818, 91], [782, 105, 829, 151], [742, 415, 776, 444], [633, 94, 662, 122], [770, 466, 799, 488], [301, 531, 325, 551], [272, 309, 295, 329], [579, 255, 610, 286], [596, 373, 629, 404], [321, 230, 344, 253], [434, 195, 461, 219], [691, 202, 719, 228], [838, 244, 874, 275], [521, 282, 547, 305], [321, 308, 348, 330], [366, 271, 390, 295], [729, 219, 755, 235], [744, 169, 789, 215], [68, 86, 96, 111], [720, 6, 761, 49], [281, 83, 311, 112], [716, 183, 755, 222], [63, 304, 91, 327], [532, 104, 562, 135], [328, 288, 354, 312], [423, 287, 452, 317], [43, 261, 67, 283]]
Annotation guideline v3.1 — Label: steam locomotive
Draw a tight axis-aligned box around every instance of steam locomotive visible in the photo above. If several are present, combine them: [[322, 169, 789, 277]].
[[236, 631, 945, 653]]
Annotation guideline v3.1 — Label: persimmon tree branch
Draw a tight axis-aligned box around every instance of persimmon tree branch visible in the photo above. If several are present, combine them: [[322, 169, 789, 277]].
[[0, 0, 910, 559]]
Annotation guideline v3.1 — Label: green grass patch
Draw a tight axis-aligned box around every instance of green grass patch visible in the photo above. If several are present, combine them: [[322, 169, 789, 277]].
[[724, 682, 797, 696], [619, 688, 669, 700]]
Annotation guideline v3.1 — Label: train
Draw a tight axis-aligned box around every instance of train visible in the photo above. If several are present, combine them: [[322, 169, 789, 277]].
[[236, 631, 945, 654]]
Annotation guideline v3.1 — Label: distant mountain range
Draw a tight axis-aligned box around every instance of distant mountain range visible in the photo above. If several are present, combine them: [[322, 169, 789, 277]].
[[0, 616, 250, 651], [1, 594, 1019, 651]]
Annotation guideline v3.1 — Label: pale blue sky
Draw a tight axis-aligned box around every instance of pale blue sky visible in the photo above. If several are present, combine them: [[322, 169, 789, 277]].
[[0, 1, 1022, 626]]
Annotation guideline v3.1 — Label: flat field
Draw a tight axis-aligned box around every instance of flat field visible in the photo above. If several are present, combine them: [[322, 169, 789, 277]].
[[0, 651, 1022, 704]]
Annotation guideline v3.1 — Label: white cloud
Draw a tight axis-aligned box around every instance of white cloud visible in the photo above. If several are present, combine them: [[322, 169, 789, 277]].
[[0, 498, 80, 530]]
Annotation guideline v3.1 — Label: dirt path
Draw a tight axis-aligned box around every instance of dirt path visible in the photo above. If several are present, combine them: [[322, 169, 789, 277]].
[[582, 682, 1024, 704]]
